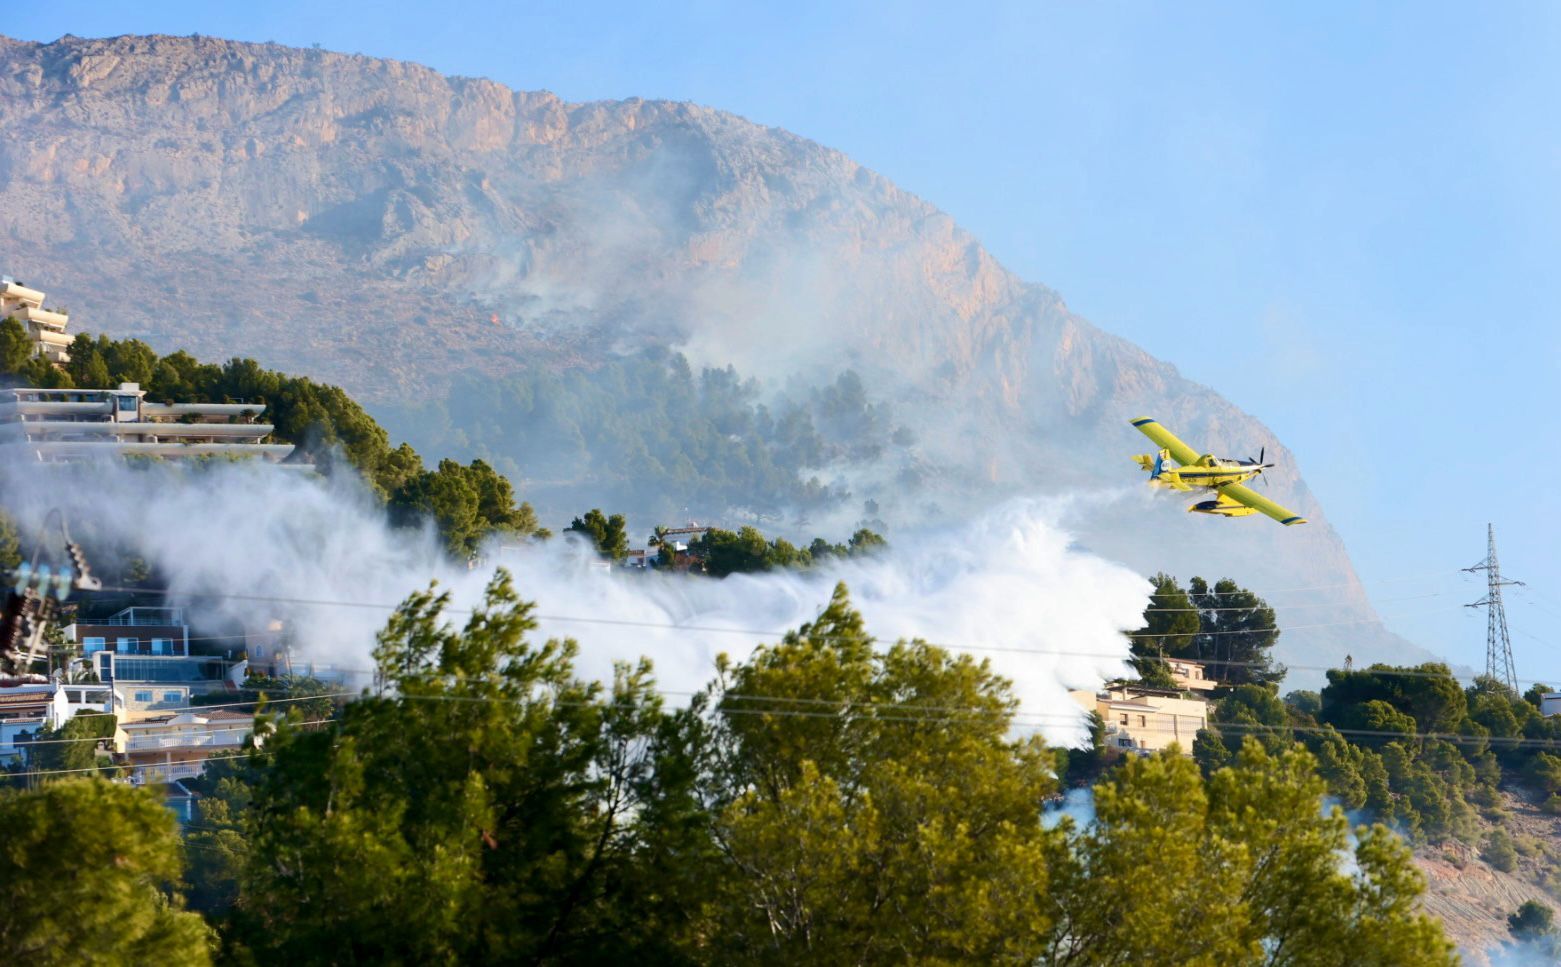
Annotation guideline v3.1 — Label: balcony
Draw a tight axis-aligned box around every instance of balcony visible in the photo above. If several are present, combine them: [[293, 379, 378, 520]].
[[0, 420, 276, 440], [94, 608, 186, 627], [124, 728, 249, 753], [127, 760, 209, 784], [15, 305, 69, 330], [142, 402, 267, 421], [0, 280, 46, 305]]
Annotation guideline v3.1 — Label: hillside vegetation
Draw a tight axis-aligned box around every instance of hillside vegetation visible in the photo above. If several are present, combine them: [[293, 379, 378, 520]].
[[3, 326, 886, 561], [382, 355, 915, 524], [2, 579, 1457, 965]]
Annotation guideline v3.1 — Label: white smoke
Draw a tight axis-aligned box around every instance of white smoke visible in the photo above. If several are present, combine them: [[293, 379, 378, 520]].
[[0, 458, 1147, 744]]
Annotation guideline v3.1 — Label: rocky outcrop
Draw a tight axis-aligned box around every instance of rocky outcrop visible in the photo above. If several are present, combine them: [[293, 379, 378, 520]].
[[1416, 790, 1561, 964], [0, 33, 1431, 672]]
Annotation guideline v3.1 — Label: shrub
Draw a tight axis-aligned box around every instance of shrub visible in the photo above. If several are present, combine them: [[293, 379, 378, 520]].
[[1483, 830, 1519, 872]]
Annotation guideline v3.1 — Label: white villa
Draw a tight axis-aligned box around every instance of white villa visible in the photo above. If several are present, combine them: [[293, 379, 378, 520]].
[[1, 277, 73, 363], [0, 382, 295, 462]]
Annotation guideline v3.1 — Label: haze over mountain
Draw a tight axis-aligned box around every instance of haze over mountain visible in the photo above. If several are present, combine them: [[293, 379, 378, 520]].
[[0, 32, 1431, 676]]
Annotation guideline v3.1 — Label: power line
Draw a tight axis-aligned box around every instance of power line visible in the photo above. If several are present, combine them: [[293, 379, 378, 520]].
[[86, 581, 1469, 641], [93, 574, 1473, 614], [3, 750, 253, 780], [0, 692, 353, 752], [276, 690, 1561, 751], [10, 718, 332, 748], [37, 581, 1561, 694], [57, 621, 1549, 690], [1144, 591, 1454, 613], [18, 682, 1561, 781]]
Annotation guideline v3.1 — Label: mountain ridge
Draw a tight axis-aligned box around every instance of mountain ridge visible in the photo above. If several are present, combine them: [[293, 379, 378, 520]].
[[0, 32, 1432, 676]]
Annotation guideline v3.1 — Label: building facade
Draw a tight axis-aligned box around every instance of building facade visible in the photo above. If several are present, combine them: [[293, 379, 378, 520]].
[[91, 653, 246, 722], [0, 382, 295, 462], [1071, 684, 1211, 755], [1, 277, 72, 363], [67, 606, 192, 659], [1166, 658, 1218, 693], [0, 681, 112, 763], [0, 682, 68, 763], [114, 709, 255, 784]]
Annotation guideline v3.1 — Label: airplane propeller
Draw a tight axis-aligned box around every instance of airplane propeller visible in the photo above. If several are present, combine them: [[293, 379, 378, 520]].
[[1245, 447, 1274, 487]]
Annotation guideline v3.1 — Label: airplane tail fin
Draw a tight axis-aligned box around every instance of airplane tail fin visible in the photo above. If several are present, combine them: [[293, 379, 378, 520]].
[[1132, 448, 1174, 479]]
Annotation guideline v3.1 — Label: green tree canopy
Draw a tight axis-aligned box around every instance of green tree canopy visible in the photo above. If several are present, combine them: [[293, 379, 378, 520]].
[[0, 316, 31, 372], [1187, 576, 1283, 685], [1321, 663, 1469, 735], [228, 571, 704, 963], [1129, 572, 1201, 658], [701, 582, 1060, 962], [0, 509, 20, 572], [1129, 574, 1283, 687], [566, 508, 631, 562], [1048, 741, 1456, 965], [689, 525, 888, 576], [1507, 898, 1561, 961], [27, 711, 116, 777], [389, 458, 545, 558], [0, 780, 213, 964]]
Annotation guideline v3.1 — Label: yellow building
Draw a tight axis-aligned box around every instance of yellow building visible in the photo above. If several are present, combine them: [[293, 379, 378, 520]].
[[1, 277, 73, 363], [1166, 658, 1218, 692], [114, 709, 257, 784], [1071, 684, 1210, 755]]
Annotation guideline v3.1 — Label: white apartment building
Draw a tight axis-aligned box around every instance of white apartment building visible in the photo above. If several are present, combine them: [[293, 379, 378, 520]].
[[0, 382, 295, 462], [0, 681, 113, 763], [1, 277, 73, 363]]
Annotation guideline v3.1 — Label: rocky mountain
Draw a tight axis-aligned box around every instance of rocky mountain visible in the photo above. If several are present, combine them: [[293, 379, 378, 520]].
[[0, 33, 1431, 676]]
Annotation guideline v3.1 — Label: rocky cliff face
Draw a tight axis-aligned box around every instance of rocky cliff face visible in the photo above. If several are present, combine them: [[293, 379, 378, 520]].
[[0, 33, 1429, 673]]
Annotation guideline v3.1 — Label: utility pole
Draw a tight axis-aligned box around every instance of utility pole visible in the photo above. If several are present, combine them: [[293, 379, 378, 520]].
[[1465, 524, 1522, 692]]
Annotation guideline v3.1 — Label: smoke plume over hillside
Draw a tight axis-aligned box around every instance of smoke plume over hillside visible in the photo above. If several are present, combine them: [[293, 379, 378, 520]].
[[0, 461, 1146, 743], [0, 32, 1434, 673]]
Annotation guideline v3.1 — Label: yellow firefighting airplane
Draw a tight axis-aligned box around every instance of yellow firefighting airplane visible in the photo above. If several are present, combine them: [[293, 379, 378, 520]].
[[1129, 417, 1307, 526]]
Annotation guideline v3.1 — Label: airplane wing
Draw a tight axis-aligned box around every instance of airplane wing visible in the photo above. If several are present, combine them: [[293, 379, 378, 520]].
[[1218, 483, 1308, 526], [1129, 417, 1202, 467]]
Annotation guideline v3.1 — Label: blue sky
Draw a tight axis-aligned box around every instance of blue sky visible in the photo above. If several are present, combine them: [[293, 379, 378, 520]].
[[14, 2, 1561, 676]]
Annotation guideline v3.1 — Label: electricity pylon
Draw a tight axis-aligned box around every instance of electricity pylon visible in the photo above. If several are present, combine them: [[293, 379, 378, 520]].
[[1464, 524, 1522, 692]]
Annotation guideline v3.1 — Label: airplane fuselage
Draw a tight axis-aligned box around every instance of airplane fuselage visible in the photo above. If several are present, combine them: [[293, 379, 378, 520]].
[[1132, 450, 1264, 491], [1158, 455, 1262, 490]]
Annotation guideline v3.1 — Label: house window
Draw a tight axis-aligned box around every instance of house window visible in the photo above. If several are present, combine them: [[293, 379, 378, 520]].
[[152, 638, 173, 655], [133, 690, 153, 703], [83, 637, 106, 654], [1138, 715, 1147, 728], [116, 637, 138, 654], [162, 691, 181, 703], [116, 395, 137, 413], [1119, 714, 1129, 726]]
